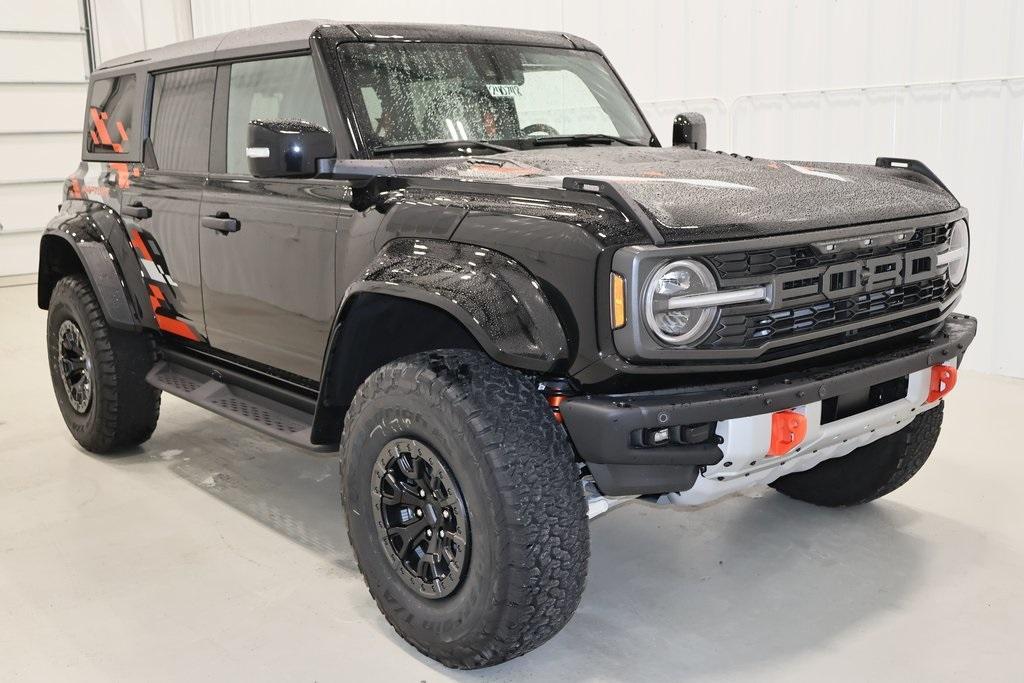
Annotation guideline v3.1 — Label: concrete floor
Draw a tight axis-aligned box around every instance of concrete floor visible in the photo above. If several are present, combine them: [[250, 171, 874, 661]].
[[2, 279, 1023, 682]]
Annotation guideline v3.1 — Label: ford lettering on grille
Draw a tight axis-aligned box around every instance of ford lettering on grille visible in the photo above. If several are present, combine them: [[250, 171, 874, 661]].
[[817, 248, 939, 300]]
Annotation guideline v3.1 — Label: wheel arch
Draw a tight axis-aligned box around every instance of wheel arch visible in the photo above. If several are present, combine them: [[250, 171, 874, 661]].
[[310, 238, 570, 444], [311, 290, 483, 443], [38, 217, 143, 331]]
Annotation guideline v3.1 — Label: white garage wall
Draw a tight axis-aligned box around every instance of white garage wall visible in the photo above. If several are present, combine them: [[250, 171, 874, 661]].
[[91, 0, 193, 65], [0, 0, 89, 278]]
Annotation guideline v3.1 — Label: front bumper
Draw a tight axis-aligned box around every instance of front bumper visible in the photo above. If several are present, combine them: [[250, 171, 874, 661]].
[[560, 314, 976, 497]]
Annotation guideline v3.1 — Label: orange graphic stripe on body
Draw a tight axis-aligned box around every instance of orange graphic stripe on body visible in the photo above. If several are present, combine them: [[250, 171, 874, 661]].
[[89, 106, 124, 153], [148, 283, 200, 341], [133, 231, 201, 342], [155, 314, 200, 341], [130, 229, 153, 261], [148, 284, 163, 313], [110, 162, 133, 188]]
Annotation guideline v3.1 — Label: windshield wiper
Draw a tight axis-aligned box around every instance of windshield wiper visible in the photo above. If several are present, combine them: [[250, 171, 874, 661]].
[[371, 139, 514, 156], [530, 133, 642, 147]]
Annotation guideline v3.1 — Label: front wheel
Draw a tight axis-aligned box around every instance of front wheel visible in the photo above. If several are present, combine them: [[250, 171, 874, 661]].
[[340, 350, 589, 669]]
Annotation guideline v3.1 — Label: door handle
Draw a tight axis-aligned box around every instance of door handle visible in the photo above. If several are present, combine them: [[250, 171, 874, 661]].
[[201, 213, 240, 233], [121, 201, 152, 219]]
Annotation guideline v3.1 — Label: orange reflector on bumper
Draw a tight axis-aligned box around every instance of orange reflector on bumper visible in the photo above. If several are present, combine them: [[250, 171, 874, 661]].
[[768, 409, 807, 456], [927, 364, 958, 403]]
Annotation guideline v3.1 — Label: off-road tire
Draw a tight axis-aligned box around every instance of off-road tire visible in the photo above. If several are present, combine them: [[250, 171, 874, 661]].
[[770, 403, 943, 507], [340, 349, 589, 669], [46, 275, 161, 453]]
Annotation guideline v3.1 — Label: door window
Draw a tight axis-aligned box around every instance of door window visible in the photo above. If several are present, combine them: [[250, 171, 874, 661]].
[[149, 67, 216, 172], [226, 55, 329, 175]]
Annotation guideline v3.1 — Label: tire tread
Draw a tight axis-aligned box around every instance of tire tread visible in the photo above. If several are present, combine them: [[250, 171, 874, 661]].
[[341, 350, 589, 669]]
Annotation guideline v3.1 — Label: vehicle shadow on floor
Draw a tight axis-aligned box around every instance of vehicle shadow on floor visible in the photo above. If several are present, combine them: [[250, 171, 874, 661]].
[[116, 408, 986, 680]]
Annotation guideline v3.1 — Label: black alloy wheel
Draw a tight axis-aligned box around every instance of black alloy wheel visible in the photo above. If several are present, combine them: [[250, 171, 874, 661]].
[[372, 438, 469, 599], [57, 319, 93, 413]]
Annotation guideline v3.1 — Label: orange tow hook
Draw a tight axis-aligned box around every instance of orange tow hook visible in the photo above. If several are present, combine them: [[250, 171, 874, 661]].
[[547, 394, 566, 423], [768, 409, 807, 457], [927, 365, 958, 403]]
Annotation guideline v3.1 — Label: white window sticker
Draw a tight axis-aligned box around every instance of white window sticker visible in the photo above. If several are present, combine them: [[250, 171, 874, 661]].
[[486, 83, 524, 98]]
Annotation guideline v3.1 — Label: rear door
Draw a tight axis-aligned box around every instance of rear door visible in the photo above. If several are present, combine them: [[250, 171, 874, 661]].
[[199, 54, 346, 380], [122, 66, 216, 342]]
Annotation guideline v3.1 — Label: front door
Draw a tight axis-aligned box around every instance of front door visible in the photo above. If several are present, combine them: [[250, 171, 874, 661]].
[[122, 66, 217, 343], [199, 55, 346, 381]]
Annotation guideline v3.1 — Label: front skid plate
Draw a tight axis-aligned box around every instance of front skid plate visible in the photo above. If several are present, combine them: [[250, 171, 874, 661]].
[[659, 363, 944, 506]]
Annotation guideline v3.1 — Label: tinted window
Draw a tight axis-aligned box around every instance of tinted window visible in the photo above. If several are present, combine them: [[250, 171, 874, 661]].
[[226, 55, 329, 175], [86, 75, 136, 155], [149, 67, 216, 172]]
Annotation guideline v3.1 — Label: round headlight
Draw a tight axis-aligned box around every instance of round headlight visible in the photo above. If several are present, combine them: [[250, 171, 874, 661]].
[[644, 260, 718, 345], [945, 219, 969, 286]]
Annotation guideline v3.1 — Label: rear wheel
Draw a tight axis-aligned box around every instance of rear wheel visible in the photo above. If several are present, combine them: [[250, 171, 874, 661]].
[[770, 403, 943, 507], [340, 350, 589, 669], [46, 275, 161, 453]]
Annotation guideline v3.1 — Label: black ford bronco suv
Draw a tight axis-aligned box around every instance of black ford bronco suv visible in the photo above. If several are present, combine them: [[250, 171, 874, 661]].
[[40, 20, 975, 669]]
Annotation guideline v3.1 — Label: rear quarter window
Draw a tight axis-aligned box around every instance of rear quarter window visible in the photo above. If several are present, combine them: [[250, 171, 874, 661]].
[[85, 74, 136, 156]]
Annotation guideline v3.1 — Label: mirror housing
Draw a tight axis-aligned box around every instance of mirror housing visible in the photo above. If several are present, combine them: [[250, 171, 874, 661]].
[[246, 119, 335, 178], [672, 112, 706, 149]]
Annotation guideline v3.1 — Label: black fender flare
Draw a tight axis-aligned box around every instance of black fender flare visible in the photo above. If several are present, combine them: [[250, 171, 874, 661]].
[[38, 206, 146, 331], [347, 238, 568, 370], [310, 238, 569, 443]]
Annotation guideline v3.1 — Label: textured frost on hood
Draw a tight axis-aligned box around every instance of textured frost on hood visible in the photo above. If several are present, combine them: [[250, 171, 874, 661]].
[[409, 146, 958, 242]]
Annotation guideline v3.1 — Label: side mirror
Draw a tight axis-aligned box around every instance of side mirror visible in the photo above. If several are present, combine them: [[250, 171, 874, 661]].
[[672, 112, 706, 149], [246, 119, 335, 178]]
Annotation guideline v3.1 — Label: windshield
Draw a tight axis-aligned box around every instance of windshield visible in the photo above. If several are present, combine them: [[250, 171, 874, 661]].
[[337, 42, 653, 153]]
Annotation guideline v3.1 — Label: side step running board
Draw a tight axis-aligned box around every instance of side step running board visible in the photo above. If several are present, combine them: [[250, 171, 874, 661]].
[[147, 357, 337, 453]]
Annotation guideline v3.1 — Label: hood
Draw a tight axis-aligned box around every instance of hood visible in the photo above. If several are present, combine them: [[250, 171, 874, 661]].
[[408, 146, 959, 243]]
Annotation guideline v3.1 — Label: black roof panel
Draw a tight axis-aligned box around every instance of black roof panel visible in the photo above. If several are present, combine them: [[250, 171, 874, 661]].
[[336, 22, 598, 51], [95, 19, 597, 73]]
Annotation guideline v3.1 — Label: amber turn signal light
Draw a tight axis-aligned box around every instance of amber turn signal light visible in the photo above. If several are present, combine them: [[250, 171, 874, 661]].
[[611, 272, 626, 329]]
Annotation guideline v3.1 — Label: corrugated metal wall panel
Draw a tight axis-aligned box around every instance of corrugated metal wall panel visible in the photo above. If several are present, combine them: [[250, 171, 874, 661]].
[[0, 2, 88, 276], [0, 183, 66, 233], [2, 0, 83, 33], [0, 33, 88, 82], [0, 83, 88, 133], [0, 133, 82, 185]]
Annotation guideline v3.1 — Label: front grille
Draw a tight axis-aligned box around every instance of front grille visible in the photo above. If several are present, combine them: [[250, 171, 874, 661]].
[[698, 222, 959, 355], [708, 276, 952, 349], [709, 224, 952, 280]]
